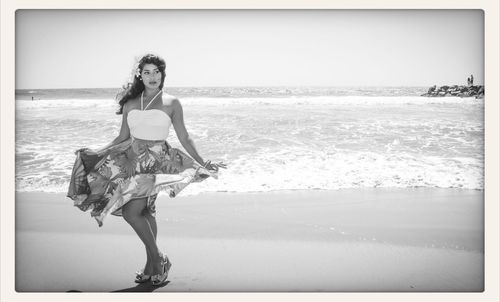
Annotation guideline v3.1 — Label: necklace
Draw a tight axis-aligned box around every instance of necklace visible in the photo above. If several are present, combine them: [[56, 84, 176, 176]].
[[141, 90, 162, 110]]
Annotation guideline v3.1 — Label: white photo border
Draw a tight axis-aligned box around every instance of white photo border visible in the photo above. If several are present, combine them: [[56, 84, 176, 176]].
[[1, 1, 498, 302]]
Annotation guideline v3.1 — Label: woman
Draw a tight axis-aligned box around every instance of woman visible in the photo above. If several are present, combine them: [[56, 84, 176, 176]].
[[67, 54, 224, 286]]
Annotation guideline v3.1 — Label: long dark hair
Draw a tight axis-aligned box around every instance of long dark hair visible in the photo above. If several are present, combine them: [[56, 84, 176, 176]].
[[116, 54, 166, 115]]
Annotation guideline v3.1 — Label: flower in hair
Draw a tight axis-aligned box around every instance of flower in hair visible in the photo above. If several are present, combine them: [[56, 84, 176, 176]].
[[127, 58, 140, 80]]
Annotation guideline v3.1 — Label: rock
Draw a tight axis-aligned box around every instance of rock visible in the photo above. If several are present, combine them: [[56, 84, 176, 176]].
[[422, 84, 485, 98]]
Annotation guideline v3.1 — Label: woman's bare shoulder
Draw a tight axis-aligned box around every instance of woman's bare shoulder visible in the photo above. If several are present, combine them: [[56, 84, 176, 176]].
[[123, 97, 140, 113], [162, 93, 180, 106]]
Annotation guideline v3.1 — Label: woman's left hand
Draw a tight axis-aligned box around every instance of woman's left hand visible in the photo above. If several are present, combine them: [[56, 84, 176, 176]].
[[203, 160, 227, 172]]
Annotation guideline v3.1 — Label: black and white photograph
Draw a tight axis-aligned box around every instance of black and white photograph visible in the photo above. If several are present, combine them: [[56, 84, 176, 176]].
[[4, 6, 496, 296]]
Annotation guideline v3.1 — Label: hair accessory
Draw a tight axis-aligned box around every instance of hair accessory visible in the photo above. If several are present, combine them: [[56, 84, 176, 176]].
[[129, 59, 141, 81]]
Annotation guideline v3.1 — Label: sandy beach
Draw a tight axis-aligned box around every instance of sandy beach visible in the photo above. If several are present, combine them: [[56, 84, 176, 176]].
[[15, 188, 483, 292]]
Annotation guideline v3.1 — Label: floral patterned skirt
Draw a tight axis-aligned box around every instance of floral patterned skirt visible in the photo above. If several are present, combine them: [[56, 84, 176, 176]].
[[67, 137, 214, 227]]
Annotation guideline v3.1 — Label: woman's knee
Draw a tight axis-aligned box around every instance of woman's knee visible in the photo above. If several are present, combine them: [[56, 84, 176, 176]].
[[143, 210, 155, 219]]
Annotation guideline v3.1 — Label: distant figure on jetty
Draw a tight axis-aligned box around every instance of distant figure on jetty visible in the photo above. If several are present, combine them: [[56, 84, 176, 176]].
[[467, 74, 475, 86]]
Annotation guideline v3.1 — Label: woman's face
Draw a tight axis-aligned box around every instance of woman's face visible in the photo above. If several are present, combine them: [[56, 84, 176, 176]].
[[141, 63, 163, 90]]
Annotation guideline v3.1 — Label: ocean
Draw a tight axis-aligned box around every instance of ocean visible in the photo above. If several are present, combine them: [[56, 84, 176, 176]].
[[15, 87, 484, 195]]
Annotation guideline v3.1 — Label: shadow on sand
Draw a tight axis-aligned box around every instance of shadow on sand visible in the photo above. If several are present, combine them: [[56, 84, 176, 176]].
[[112, 281, 170, 292], [65, 281, 170, 293]]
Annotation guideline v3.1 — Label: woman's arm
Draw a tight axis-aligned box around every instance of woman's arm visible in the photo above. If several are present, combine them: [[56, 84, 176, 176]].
[[170, 98, 205, 165]]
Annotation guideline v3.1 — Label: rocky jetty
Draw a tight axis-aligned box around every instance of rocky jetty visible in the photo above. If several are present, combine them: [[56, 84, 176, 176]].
[[421, 85, 484, 98]]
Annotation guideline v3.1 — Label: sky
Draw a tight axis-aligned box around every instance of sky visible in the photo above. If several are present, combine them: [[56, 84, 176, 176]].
[[16, 9, 484, 89]]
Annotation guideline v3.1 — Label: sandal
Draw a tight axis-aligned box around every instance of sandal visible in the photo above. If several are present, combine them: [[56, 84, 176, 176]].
[[151, 255, 172, 286], [134, 270, 151, 283], [134, 251, 164, 283]]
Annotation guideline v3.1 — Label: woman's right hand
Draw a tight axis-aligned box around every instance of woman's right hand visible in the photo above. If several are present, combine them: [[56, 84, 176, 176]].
[[75, 148, 87, 155], [75, 148, 98, 155]]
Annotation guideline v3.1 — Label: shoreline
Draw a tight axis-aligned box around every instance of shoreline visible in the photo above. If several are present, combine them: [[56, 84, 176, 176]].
[[15, 188, 484, 292]]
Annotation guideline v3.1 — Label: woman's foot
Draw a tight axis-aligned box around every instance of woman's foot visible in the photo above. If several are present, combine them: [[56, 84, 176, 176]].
[[135, 270, 151, 283], [135, 259, 153, 283], [151, 254, 172, 286]]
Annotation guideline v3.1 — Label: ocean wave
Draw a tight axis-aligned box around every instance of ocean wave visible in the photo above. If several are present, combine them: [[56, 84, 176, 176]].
[[15, 148, 484, 194], [16, 95, 483, 111], [180, 96, 483, 106]]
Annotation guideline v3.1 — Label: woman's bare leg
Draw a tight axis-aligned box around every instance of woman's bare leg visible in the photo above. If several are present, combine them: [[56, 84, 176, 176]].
[[122, 198, 163, 276], [143, 210, 159, 275], [144, 211, 158, 239]]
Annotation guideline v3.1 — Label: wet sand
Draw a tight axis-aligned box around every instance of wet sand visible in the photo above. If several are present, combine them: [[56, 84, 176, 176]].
[[15, 188, 483, 292]]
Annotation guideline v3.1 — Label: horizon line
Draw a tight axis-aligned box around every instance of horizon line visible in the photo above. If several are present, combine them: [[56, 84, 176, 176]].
[[15, 84, 458, 91]]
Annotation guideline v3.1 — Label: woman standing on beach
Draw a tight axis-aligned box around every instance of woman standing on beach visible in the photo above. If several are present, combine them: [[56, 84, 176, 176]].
[[68, 54, 224, 286]]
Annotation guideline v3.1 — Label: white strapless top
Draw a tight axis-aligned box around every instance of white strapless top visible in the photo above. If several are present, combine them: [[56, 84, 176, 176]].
[[127, 109, 171, 141]]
